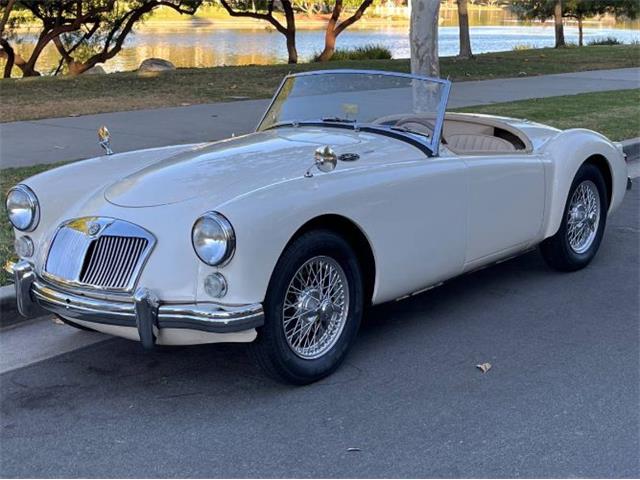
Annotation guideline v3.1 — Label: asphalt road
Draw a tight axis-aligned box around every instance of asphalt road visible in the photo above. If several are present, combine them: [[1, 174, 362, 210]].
[[0, 187, 638, 478], [1, 68, 638, 167]]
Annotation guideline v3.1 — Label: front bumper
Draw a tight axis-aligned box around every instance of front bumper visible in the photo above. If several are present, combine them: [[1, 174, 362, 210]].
[[8, 260, 264, 348]]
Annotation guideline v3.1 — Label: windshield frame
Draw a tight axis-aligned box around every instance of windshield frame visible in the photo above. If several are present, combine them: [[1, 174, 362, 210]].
[[255, 69, 451, 156]]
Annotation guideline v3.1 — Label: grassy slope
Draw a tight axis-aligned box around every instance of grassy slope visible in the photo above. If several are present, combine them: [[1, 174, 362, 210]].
[[1, 88, 637, 286], [1, 45, 639, 122]]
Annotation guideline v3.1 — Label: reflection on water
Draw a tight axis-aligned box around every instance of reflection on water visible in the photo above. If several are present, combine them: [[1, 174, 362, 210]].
[[9, 9, 640, 74]]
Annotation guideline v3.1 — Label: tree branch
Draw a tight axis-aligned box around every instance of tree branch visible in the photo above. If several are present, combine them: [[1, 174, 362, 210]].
[[0, 0, 16, 37], [334, 0, 373, 37], [218, 0, 287, 35]]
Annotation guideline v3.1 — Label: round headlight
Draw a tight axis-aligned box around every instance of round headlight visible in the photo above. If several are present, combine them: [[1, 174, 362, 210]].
[[191, 212, 235, 266], [6, 185, 39, 232]]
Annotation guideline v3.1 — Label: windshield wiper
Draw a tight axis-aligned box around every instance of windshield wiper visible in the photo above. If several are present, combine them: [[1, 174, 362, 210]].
[[321, 116, 356, 124]]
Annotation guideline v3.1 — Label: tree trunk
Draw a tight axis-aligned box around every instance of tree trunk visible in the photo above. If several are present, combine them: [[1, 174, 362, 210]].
[[20, 62, 40, 76], [68, 61, 91, 76], [281, 0, 298, 64], [21, 31, 53, 76], [317, 0, 373, 62], [285, 30, 298, 63], [457, 0, 472, 58], [317, 1, 341, 61], [0, 38, 15, 78], [578, 16, 583, 47], [52, 36, 95, 76], [410, 0, 440, 78], [317, 29, 337, 61], [553, 0, 565, 48]]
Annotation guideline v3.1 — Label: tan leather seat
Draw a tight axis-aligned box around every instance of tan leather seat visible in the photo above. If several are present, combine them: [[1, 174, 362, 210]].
[[447, 134, 516, 154]]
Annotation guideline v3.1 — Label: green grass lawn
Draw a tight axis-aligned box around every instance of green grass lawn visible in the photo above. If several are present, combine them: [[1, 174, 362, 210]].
[[0, 88, 637, 286], [457, 88, 640, 141], [1, 45, 639, 123]]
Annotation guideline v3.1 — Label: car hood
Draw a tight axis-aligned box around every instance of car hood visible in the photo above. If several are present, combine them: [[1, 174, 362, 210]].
[[104, 127, 365, 208]]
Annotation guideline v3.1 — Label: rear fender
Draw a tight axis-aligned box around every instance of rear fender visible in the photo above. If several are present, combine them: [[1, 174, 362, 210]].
[[541, 129, 627, 239]]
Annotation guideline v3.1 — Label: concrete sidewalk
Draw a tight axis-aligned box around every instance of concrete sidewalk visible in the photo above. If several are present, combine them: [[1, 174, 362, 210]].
[[1, 67, 639, 168]]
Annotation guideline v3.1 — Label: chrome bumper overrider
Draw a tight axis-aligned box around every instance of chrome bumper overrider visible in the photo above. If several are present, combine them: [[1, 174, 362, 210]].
[[8, 260, 264, 349]]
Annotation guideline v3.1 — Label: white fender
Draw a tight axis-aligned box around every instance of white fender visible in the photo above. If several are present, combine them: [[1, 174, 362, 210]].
[[540, 129, 627, 239]]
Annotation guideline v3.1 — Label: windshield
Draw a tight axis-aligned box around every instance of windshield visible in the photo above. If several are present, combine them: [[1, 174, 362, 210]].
[[257, 70, 450, 154]]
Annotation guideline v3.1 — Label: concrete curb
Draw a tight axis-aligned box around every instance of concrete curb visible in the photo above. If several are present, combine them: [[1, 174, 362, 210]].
[[2, 137, 640, 329]]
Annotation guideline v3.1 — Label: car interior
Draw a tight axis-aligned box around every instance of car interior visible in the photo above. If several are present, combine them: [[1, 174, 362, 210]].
[[372, 112, 532, 155]]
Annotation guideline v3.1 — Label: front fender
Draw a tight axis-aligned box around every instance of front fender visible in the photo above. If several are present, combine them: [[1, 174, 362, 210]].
[[209, 155, 468, 307], [541, 129, 627, 239]]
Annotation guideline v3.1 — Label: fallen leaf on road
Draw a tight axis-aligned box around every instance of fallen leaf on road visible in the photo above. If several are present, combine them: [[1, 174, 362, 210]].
[[52, 317, 64, 325], [476, 362, 492, 373], [347, 447, 361, 452]]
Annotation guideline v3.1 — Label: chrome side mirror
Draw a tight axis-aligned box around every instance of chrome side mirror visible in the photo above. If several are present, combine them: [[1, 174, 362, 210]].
[[315, 145, 338, 172], [305, 145, 337, 177], [98, 125, 113, 155]]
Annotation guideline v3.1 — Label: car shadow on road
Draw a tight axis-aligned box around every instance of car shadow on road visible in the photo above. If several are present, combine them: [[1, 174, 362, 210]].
[[1, 248, 552, 401]]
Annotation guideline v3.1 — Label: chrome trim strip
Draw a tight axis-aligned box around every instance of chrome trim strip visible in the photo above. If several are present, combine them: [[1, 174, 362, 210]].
[[9, 262, 264, 335], [286, 68, 451, 84], [32, 281, 136, 324]]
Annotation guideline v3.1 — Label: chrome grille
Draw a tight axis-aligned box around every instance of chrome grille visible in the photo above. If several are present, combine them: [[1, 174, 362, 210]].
[[80, 236, 148, 289], [44, 226, 92, 281], [43, 217, 155, 293]]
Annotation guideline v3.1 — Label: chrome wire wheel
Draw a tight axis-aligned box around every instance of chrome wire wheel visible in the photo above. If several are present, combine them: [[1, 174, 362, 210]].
[[567, 180, 601, 254], [282, 255, 350, 360]]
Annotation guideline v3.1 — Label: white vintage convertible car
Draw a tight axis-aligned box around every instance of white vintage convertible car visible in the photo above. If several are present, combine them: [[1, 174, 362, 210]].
[[6, 70, 630, 384]]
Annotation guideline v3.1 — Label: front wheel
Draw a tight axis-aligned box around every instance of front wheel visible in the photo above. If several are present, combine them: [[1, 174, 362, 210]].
[[249, 230, 364, 385], [540, 163, 608, 271]]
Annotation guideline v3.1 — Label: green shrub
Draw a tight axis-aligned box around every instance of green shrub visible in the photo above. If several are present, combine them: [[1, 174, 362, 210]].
[[512, 43, 535, 51], [587, 37, 623, 46], [312, 44, 393, 62]]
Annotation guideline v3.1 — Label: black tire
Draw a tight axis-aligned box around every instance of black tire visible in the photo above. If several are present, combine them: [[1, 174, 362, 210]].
[[540, 163, 608, 271], [249, 229, 364, 385]]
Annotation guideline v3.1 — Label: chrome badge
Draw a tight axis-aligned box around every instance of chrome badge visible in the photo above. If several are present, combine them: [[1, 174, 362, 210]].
[[88, 222, 101, 236]]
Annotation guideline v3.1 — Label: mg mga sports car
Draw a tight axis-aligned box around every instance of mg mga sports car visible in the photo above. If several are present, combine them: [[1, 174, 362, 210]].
[[6, 70, 631, 384]]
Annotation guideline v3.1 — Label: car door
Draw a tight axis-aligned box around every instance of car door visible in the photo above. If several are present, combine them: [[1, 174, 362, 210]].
[[463, 153, 546, 268]]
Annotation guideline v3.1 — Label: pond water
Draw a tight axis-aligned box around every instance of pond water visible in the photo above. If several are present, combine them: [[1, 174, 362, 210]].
[[9, 9, 640, 74]]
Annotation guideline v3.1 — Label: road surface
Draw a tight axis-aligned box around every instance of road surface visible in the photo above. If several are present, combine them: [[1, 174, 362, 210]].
[[1, 186, 637, 478]]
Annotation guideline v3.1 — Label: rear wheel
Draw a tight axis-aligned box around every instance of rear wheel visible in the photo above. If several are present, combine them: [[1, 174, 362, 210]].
[[540, 163, 608, 271], [249, 230, 363, 385]]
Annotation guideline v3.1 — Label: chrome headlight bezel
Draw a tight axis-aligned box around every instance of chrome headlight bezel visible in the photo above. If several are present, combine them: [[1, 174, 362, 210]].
[[191, 212, 236, 266], [6, 184, 40, 232]]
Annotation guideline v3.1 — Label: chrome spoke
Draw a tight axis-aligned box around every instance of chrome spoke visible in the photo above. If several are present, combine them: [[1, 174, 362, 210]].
[[282, 255, 350, 360], [566, 180, 600, 254]]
